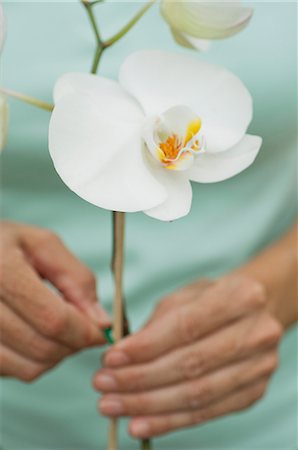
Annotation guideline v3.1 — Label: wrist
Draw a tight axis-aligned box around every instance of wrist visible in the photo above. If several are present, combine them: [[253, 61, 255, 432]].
[[236, 225, 298, 330]]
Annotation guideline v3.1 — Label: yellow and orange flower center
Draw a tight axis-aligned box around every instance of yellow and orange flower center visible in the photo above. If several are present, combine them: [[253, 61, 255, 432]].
[[159, 134, 182, 162], [158, 118, 203, 168]]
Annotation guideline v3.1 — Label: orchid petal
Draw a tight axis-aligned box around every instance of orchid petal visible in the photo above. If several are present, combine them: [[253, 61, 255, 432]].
[[165, 151, 194, 171], [159, 105, 201, 141], [144, 155, 192, 221], [186, 134, 262, 183], [170, 28, 211, 52], [49, 86, 167, 212], [54, 72, 144, 122], [161, 1, 253, 40], [120, 50, 252, 152]]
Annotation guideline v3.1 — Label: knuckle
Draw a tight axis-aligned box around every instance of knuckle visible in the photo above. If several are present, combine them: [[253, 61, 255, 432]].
[[263, 353, 279, 375], [185, 379, 212, 409], [39, 307, 67, 338], [127, 369, 146, 391], [227, 334, 243, 358], [239, 277, 267, 309], [79, 268, 96, 289], [132, 335, 152, 357], [83, 326, 98, 347], [0, 248, 23, 287], [20, 363, 45, 383], [190, 408, 209, 425], [260, 315, 283, 348], [30, 338, 61, 363], [130, 394, 150, 414], [245, 381, 267, 408], [197, 380, 213, 404], [182, 350, 204, 380], [251, 381, 267, 403], [37, 229, 61, 247], [179, 310, 199, 344]]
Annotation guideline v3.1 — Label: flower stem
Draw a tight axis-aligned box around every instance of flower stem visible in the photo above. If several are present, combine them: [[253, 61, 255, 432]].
[[0, 88, 53, 112], [104, 0, 156, 48], [81, 0, 106, 73], [142, 439, 152, 450], [90, 44, 105, 74], [110, 213, 151, 450], [109, 211, 126, 450], [81, 0, 102, 42], [83, 3, 155, 448], [83, 0, 156, 73]]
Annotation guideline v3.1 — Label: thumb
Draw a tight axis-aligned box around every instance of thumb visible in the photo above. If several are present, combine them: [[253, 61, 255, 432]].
[[21, 226, 111, 328]]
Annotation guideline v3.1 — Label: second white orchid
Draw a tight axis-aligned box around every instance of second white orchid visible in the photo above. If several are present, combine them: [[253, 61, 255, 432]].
[[49, 50, 262, 221], [161, 0, 253, 51]]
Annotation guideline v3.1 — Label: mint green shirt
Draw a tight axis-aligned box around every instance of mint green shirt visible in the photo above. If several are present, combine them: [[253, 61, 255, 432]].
[[1, 2, 297, 449]]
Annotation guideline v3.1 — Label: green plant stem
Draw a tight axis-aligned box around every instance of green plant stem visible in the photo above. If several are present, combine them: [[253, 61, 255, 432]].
[[81, 0, 102, 42], [81, 0, 106, 73], [91, 45, 105, 74], [141, 439, 151, 450], [82, 0, 156, 74], [104, 0, 156, 48], [90, 0, 104, 5], [0, 88, 53, 111]]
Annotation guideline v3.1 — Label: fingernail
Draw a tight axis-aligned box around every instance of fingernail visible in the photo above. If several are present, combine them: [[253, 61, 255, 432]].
[[131, 420, 150, 437], [104, 351, 130, 367], [95, 374, 117, 391], [100, 397, 123, 415], [89, 303, 111, 327]]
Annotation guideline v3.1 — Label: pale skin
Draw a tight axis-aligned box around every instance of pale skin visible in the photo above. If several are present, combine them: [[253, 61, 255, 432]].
[[0, 221, 297, 438]]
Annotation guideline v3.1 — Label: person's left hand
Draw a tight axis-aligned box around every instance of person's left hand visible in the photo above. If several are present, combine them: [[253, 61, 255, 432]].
[[93, 275, 283, 439]]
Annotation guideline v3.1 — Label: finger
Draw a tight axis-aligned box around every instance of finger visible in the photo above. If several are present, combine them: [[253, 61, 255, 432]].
[[1, 250, 106, 350], [95, 313, 281, 393], [20, 227, 111, 327], [104, 275, 266, 366], [0, 344, 50, 382], [0, 301, 71, 363], [128, 379, 268, 438], [148, 279, 212, 323], [98, 352, 276, 417]]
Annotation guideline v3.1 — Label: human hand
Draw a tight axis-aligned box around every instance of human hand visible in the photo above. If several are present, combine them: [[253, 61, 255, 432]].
[[0, 221, 110, 382], [94, 276, 282, 438]]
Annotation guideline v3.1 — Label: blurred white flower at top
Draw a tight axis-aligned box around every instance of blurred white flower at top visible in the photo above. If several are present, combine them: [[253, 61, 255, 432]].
[[161, 0, 253, 51], [49, 50, 262, 222]]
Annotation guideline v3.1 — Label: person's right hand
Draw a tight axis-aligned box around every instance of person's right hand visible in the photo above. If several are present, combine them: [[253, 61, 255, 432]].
[[0, 221, 111, 382]]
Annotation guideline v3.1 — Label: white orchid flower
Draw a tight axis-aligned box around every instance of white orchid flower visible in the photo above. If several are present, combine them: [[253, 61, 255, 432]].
[[161, 0, 253, 51], [49, 50, 262, 221]]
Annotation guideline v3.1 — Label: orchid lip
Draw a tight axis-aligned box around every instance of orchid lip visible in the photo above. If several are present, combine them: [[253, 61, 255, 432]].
[[142, 107, 207, 171], [160, 141, 205, 163]]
